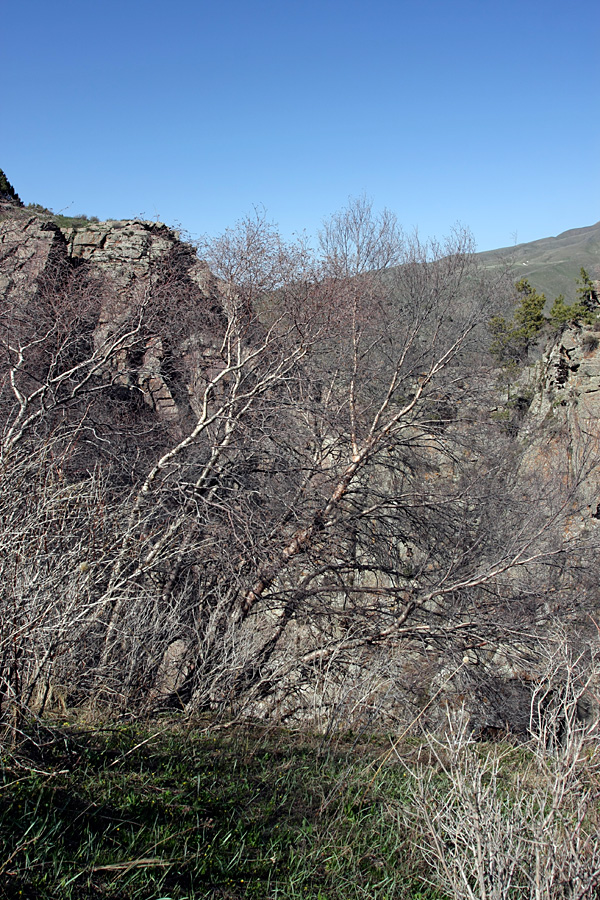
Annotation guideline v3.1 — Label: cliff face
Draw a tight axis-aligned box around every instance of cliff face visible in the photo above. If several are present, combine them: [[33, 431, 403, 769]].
[[522, 324, 600, 528], [0, 214, 68, 311], [530, 324, 600, 422], [62, 219, 209, 288], [0, 209, 206, 288], [0, 211, 226, 423]]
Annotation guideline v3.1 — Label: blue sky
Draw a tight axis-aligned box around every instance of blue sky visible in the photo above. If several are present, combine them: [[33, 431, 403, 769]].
[[3, 0, 599, 251]]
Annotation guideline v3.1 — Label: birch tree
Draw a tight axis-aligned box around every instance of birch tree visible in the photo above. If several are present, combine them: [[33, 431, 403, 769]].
[[0, 201, 593, 729]]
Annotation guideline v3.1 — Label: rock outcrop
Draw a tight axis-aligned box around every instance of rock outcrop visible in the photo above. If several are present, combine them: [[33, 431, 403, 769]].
[[62, 219, 210, 292], [530, 324, 600, 422], [522, 323, 600, 524], [0, 210, 225, 423], [0, 214, 67, 311]]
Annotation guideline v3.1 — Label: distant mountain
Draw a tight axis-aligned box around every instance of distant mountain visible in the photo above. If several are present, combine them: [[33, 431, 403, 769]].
[[476, 222, 600, 303]]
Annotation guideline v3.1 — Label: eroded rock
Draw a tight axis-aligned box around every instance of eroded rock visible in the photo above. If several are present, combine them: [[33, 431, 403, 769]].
[[0, 214, 67, 312], [1, 211, 226, 423]]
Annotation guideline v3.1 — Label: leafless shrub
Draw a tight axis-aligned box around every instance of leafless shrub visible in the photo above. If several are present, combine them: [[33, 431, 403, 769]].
[[405, 640, 600, 899]]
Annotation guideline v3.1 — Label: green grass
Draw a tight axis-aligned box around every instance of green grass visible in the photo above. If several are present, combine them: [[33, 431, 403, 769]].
[[0, 720, 443, 900], [49, 214, 100, 230], [22, 203, 100, 230]]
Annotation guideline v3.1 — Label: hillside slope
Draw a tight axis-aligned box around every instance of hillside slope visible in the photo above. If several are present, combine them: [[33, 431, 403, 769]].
[[476, 221, 600, 303]]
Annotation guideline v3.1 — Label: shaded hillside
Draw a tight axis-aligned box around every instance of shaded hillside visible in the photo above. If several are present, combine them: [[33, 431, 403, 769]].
[[476, 221, 600, 304]]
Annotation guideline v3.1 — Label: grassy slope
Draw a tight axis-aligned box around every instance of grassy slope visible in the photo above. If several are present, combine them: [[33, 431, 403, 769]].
[[475, 221, 600, 304], [6, 716, 596, 900], [3, 716, 599, 900]]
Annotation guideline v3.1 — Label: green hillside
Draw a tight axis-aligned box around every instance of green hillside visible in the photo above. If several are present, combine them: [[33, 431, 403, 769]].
[[476, 221, 600, 304]]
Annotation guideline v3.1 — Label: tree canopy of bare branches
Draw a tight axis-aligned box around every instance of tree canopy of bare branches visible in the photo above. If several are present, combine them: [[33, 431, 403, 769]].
[[0, 200, 596, 732]]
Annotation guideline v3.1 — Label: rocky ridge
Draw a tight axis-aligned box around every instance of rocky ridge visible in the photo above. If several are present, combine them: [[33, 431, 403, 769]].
[[530, 324, 600, 421], [515, 323, 600, 546]]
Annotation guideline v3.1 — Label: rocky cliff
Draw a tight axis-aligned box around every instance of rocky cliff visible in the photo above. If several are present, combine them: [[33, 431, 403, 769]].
[[520, 323, 600, 530], [0, 209, 226, 424], [531, 323, 600, 422]]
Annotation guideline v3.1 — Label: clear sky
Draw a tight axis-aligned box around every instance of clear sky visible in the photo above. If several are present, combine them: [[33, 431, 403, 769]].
[[3, 0, 599, 251]]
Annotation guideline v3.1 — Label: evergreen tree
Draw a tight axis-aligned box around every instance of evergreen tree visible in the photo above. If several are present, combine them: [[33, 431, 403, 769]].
[[576, 267, 599, 313], [512, 278, 547, 337], [549, 294, 573, 327], [549, 293, 593, 328], [489, 278, 547, 363], [0, 168, 23, 205]]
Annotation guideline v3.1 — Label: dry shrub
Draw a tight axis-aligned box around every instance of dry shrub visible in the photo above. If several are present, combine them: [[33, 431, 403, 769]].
[[404, 641, 600, 900]]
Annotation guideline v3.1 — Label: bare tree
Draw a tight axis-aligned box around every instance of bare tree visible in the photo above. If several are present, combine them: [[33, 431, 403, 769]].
[[0, 201, 596, 731]]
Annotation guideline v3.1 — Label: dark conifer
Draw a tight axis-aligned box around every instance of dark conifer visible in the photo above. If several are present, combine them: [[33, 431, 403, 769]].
[[0, 168, 23, 206]]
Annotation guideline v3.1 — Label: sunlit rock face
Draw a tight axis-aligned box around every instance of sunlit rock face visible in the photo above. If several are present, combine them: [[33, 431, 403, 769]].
[[0, 213, 226, 423], [521, 323, 600, 533], [62, 220, 206, 286], [0, 215, 67, 311], [531, 325, 600, 421]]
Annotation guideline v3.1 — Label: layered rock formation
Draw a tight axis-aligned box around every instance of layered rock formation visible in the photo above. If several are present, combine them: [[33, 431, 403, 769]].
[[0, 214, 67, 310], [530, 324, 600, 421], [0, 210, 225, 423], [522, 323, 600, 527]]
